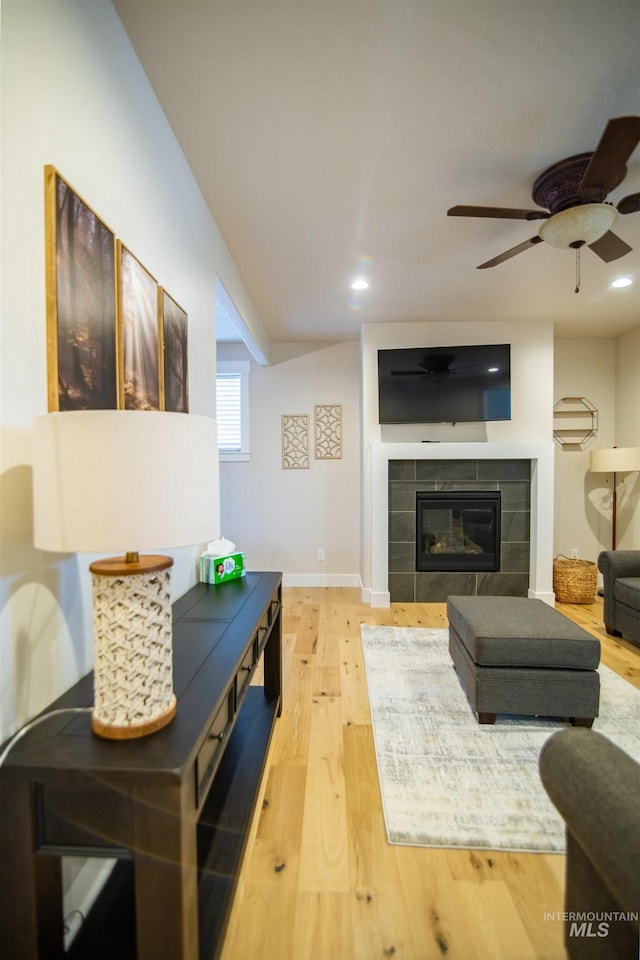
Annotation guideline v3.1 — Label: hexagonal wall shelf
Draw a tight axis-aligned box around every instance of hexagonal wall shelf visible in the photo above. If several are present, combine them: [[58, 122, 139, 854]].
[[553, 396, 598, 448]]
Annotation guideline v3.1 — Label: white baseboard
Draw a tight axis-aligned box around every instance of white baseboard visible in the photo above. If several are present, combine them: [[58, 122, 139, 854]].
[[63, 857, 116, 948], [368, 589, 391, 607], [282, 573, 362, 588], [282, 577, 391, 606], [528, 589, 556, 606]]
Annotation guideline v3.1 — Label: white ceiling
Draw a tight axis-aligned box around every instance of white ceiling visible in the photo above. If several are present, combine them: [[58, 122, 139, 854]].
[[113, 0, 640, 344]]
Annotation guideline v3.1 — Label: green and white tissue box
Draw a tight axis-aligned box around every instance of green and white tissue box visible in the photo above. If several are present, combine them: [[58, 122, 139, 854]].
[[199, 551, 245, 584]]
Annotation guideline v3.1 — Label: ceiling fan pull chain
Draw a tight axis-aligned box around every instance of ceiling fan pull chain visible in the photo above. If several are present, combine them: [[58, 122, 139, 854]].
[[575, 247, 581, 294]]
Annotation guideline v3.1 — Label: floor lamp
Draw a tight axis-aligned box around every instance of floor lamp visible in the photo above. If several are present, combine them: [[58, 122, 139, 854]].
[[589, 446, 640, 550], [33, 410, 219, 739]]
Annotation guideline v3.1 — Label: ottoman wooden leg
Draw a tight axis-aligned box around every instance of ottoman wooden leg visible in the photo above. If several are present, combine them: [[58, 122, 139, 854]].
[[477, 712, 496, 724], [570, 717, 594, 728]]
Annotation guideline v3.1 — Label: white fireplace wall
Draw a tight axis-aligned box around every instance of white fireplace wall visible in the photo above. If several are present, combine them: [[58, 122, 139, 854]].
[[359, 320, 555, 604]]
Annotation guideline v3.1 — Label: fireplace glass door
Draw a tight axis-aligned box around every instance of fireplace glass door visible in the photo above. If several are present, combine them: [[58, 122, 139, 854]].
[[416, 491, 501, 572]]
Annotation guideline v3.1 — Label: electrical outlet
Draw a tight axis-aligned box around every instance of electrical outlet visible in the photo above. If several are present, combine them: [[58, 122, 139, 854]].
[[317, 548, 325, 561], [570, 548, 579, 558]]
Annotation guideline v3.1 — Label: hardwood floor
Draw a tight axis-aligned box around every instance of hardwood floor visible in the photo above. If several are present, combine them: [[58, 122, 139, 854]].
[[220, 590, 640, 960]]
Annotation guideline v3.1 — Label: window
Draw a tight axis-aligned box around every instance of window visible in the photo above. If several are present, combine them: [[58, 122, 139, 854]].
[[216, 360, 250, 460]]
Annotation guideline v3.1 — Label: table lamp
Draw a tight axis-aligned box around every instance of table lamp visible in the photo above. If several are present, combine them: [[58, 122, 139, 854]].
[[33, 410, 219, 739], [589, 446, 640, 550]]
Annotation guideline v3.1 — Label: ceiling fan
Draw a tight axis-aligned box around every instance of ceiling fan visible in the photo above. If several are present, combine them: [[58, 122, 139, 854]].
[[448, 116, 640, 270]]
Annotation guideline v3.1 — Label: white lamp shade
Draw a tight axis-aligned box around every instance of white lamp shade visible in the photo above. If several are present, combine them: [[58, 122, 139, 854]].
[[589, 446, 640, 474], [538, 204, 617, 249], [33, 410, 219, 553]]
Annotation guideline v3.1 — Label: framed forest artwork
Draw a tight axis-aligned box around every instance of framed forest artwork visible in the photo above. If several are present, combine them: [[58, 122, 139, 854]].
[[117, 242, 161, 410], [160, 289, 189, 412], [45, 167, 187, 414], [45, 166, 118, 411]]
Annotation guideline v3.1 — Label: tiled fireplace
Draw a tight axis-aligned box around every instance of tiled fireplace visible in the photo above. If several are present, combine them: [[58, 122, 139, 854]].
[[367, 441, 555, 607], [388, 458, 531, 602]]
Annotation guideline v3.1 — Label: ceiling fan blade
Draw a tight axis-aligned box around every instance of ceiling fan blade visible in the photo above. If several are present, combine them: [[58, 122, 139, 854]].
[[588, 231, 633, 262], [617, 192, 640, 215], [579, 116, 640, 199], [448, 205, 549, 221], [477, 236, 543, 269]]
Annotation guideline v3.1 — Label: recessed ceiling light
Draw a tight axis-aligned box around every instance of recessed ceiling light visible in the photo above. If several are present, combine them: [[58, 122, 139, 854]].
[[351, 277, 370, 291], [611, 277, 632, 288]]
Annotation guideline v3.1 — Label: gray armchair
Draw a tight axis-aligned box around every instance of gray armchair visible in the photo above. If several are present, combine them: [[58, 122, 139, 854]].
[[597, 550, 640, 647], [539, 727, 640, 960]]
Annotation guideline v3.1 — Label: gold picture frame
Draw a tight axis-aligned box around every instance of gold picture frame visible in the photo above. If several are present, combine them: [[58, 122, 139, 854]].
[[117, 242, 161, 410], [160, 288, 189, 413], [45, 167, 188, 414], [44, 166, 119, 411]]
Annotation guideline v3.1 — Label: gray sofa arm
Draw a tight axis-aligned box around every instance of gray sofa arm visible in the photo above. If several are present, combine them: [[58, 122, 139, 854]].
[[539, 727, 640, 914], [597, 550, 640, 580], [597, 551, 640, 628]]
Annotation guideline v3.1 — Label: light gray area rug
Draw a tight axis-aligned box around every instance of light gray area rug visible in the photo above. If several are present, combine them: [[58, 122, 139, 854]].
[[361, 625, 640, 853]]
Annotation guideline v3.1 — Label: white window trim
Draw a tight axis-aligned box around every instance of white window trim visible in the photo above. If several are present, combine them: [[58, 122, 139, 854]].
[[216, 360, 251, 461]]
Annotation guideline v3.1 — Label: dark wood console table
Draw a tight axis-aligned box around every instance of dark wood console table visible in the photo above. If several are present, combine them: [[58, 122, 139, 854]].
[[0, 571, 282, 960]]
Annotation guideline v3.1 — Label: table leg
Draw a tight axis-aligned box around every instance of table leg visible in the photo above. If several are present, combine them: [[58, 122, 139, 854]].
[[0, 781, 64, 959], [132, 783, 199, 960], [263, 605, 282, 711]]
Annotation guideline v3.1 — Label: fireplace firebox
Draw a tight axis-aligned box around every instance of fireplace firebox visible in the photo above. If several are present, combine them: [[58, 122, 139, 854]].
[[416, 491, 501, 573]]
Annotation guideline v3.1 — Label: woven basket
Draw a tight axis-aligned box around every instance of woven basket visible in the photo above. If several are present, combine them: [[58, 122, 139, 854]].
[[553, 555, 597, 604]]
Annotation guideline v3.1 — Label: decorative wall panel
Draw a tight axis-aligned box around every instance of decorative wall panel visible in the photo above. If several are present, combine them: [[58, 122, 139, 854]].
[[282, 414, 310, 469], [314, 404, 343, 460]]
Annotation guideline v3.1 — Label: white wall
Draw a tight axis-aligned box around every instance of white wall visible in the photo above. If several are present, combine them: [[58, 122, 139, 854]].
[[359, 319, 555, 592], [218, 341, 361, 585], [615, 327, 640, 447], [615, 328, 640, 547], [0, 0, 263, 741], [230, 324, 631, 599], [554, 334, 640, 560], [553, 340, 616, 559]]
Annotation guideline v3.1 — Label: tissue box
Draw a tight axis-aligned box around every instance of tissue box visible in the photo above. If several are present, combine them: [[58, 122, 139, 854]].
[[199, 552, 246, 585]]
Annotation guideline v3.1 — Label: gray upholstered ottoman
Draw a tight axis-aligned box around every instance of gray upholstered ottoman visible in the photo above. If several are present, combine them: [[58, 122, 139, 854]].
[[447, 596, 601, 725]]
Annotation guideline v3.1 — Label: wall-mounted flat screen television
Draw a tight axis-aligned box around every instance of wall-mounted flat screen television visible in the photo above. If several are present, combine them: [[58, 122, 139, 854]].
[[377, 343, 511, 424]]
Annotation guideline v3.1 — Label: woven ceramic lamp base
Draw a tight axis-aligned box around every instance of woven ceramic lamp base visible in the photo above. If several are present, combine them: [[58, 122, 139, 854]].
[[90, 555, 176, 739]]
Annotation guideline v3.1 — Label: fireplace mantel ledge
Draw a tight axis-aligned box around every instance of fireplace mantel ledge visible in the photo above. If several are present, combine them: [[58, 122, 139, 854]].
[[372, 440, 554, 461], [367, 441, 556, 608]]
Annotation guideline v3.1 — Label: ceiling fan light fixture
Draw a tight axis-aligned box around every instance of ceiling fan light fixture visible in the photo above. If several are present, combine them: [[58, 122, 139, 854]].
[[611, 276, 632, 288], [538, 203, 617, 249]]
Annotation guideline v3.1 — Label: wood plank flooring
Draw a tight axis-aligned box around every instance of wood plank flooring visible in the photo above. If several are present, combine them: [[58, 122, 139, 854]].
[[220, 590, 639, 960]]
